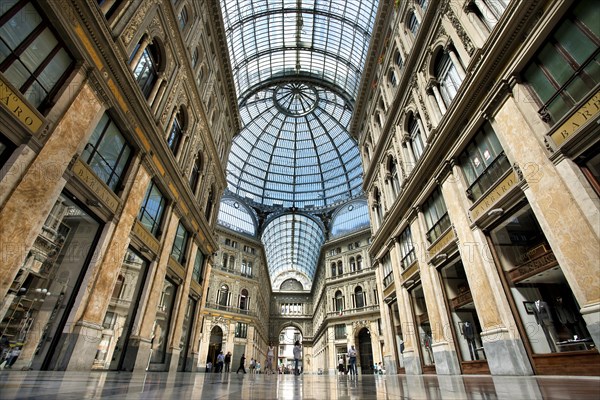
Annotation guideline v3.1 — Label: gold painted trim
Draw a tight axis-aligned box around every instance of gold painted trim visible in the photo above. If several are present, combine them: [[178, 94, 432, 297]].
[[427, 228, 456, 258], [0, 76, 44, 134], [72, 158, 121, 213], [469, 170, 518, 221], [550, 89, 600, 147], [132, 219, 160, 254]]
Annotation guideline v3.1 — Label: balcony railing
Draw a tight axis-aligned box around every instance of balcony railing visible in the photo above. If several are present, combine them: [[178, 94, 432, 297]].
[[426, 213, 451, 244], [204, 301, 256, 317], [326, 304, 380, 318], [465, 152, 511, 201]]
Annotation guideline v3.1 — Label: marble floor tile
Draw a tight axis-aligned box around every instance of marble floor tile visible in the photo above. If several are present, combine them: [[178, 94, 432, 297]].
[[0, 371, 598, 399]]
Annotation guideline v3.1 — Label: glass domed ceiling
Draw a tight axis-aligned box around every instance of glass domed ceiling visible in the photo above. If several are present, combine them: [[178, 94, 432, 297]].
[[227, 83, 362, 208], [219, 0, 379, 290]]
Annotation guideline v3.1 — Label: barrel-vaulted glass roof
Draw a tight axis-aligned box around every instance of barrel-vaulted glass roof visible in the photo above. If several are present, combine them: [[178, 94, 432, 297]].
[[219, 0, 378, 290]]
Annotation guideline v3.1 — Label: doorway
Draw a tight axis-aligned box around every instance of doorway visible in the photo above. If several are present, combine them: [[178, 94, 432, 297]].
[[358, 327, 374, 374]]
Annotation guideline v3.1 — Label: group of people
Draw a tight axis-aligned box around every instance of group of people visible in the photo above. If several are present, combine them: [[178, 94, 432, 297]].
[[206, 342, 280, 375], [338, 345, 358, 377]]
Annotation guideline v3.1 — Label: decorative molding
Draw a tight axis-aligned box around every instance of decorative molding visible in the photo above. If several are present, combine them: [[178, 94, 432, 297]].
[[442, 0, 475, 56]]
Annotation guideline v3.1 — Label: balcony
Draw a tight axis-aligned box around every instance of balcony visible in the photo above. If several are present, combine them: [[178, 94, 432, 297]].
[[326, 304, 380, 318], [204, 301, 256, 317]]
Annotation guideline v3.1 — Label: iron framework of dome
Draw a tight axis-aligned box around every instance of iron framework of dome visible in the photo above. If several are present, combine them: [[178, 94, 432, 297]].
[[219, 0, 379, 291]]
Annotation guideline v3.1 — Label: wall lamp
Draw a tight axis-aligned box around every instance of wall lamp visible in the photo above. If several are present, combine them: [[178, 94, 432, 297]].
[[487, 208, 504, 217]]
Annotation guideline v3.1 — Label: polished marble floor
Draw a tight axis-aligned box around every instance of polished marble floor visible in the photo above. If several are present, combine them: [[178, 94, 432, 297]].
[[0, 371, 598, 399]]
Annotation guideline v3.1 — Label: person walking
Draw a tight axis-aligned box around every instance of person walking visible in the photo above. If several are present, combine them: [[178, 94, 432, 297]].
[[293, 340, 302, 375], [216, 351, 225, 373], [348, 345, 358, 378], [338, 356, 345, 376], [266, 343, 275, 374], [236, 353, 246, 374], [224, 351, 232, 372]]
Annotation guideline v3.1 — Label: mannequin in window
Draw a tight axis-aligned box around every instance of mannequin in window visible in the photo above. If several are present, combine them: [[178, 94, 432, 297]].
[[462, 321, 478, 360], [533, 299, 557, 352], [553, 296, 579, 338]]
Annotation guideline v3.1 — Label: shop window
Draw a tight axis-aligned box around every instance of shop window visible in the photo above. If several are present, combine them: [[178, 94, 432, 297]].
[[178, 297, 196, 370], [0, 132, 16, 168], [192, 248, 205, 284], [235, 322, 248, 338], [0, 194, 101, 369], [171, 222, 189, 265], [398, 226, 416, 269], [138, 180, 167, 237], [410, 284, 434, 367], [440, 261, 486, 362], [0, 1, 74, 110], [575, 143, 600, 196], [459, 122, 511, 201], [150, 277, 177, 364], [522, 0, 600, 123], [489, 205, 594, 354], [422, 187, 450, 243], [82, 113, 132, 192], [94, 248, 149, 370]]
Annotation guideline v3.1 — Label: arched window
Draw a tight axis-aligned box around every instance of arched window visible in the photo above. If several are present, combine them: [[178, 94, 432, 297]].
[[337, 260, 343, 276], [178, 6, 188, 30], [229, 255, 235, 270], [349, 257, 356, 272], [408, 11, 419, 37], [387, 155, 401, 197], [395, 50, 403, 69], [331, 262, 337, 278], [191, 48, 198, 68], [189, 154, 202, 192], [355, 286, 365, 308], [239, 289, 249, 310], [388, 69, 397, 86], [218, 284, 229, 306], [167, 108, 185, 155], [222, 253, 228, 270], [357, 255, 363, 271], [205, 186, 215, 221], [335, 290, 344, 312], [132, 37, 159, 98], [408, 115, 425, 160], [373, 187, 383, 224], [435, 52, 462, 106]]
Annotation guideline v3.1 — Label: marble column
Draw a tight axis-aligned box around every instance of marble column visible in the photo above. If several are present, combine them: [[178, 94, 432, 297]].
[[65, 161, 151, 370], [0, 82, 105, 301], [132, 209, 180, 371], [440, 164, 533, 375]]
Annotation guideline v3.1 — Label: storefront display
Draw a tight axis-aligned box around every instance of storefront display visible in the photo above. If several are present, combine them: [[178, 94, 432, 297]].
[[489, 205, 595, 355], [409, 284, 435, 368]]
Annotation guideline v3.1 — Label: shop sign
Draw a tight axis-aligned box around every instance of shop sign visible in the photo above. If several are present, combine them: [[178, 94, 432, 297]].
[[550, 89, 600, 147], [168, 256, 185, 279], [508, 251, 558, 282], [428, 228, 456, 258], [0, 76, 43, 134], [72, 158, 120, 213], [470, 170, 518, 221], [132, 220, 160, 254]]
